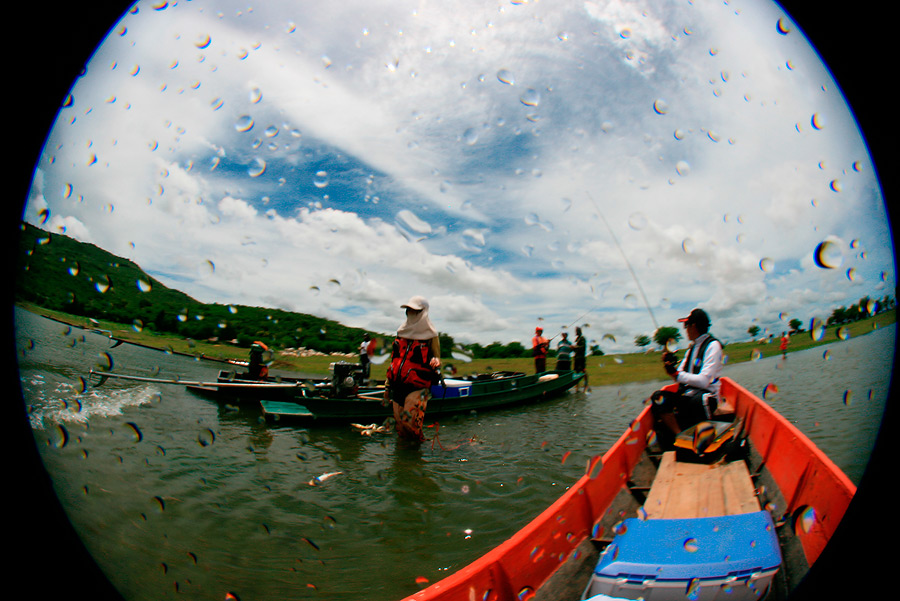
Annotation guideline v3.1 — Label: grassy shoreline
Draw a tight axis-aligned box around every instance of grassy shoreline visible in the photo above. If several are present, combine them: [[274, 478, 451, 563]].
[[16, 301, 896, 387]]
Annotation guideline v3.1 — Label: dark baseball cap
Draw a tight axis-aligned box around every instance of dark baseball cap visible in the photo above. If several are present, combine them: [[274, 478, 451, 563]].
[[678, 308, 710, 329]]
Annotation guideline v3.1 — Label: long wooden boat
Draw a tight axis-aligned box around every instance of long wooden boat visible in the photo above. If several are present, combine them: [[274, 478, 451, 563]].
[[90, 364, 583, 422], [402, 376, 856, 601], [258, 369, 584, 421]]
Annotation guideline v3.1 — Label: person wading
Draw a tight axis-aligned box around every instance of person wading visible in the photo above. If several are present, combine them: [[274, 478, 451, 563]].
[[383, 296, 441, 442]]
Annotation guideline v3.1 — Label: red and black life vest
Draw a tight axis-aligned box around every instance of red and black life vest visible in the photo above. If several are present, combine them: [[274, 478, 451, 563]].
[[386, 338, 439, 389]]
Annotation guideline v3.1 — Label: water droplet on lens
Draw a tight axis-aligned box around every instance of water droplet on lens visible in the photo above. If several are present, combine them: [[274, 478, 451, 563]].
[[50, 424, 69, 448], [235, 115, 254, 132], [248, 158, 266, 177], [396, 209, 432, 235], [451, 344, 474, 362], [675, 160, 691, 176], [628, 212, 647, 230], [683, 538, 699, 552], [125, 422, 143, 443], [198, 428, 216, 446], [497, 69, 515, 85], [313, 171, 329, 188], [95, 275, 112, 294], [792, 506, 816, 534], [809, 317, 825, 341], [759, 258, 774, 272], [520, 88, 540, 107], [653, 99, 668, 115], [813, 240, 842, 269], [686, 578, 701, 600]]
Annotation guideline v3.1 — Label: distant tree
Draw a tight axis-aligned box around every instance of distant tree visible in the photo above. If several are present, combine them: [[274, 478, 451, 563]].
[[747, 325, 761, 338], [634, 334, 652, 350], [828, 306, 849, 325], [789, 318, 803, 333], [653, 326, 681, 349], [438, 332, 455, 359], [506, 341, 530, 358]]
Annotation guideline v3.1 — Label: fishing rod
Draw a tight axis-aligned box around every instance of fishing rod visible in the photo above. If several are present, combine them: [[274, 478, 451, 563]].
[[87, 370, 306, 389], [546, 307, 597, 342], [586, 191, 660, 331]]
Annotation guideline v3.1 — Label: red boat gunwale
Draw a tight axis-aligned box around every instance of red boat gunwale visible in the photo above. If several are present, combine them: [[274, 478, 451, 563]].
[[723, 377, 856, 566], [403, 376, 857, 601]]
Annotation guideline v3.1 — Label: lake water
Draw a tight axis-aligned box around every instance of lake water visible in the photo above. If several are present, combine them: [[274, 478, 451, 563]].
[[14, 308, 894, 601]]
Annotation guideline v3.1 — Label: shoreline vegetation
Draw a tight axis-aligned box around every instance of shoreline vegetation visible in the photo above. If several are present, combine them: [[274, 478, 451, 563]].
[[17, 302, 896, 388]]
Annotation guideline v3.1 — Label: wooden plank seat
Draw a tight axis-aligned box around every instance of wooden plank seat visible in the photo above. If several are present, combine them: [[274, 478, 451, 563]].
[[642, 451, 760, 519]]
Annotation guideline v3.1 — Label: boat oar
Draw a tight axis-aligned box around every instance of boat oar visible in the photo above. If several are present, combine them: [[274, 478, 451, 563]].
[[87, 370, 303, 389]]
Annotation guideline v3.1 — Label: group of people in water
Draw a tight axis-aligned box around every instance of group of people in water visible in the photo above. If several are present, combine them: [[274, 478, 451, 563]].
[[531, 326, 589, 393], [251, 295, 724, 447]]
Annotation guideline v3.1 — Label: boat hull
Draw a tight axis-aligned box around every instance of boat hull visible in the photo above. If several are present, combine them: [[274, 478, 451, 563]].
[[401, 376, 857, 601], [262, 370, 584, 421]]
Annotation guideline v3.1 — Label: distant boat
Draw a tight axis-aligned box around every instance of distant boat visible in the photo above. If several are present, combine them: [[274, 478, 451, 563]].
[[401, 376, 856, 601], [184, 364, 584, 422]]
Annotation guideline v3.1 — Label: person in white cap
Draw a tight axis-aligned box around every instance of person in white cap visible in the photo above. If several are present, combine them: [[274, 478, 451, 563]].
[[383, 296, 442, 442]]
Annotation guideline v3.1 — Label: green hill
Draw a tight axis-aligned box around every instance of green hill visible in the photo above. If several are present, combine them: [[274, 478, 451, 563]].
[[14, 223, 374, 354]]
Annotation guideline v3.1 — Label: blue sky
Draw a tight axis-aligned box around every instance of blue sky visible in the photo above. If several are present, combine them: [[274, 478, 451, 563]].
[[22, 0, 895, 352]]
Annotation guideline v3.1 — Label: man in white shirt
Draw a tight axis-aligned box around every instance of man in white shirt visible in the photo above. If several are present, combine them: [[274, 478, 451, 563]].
[[651, 308, 723, 450]]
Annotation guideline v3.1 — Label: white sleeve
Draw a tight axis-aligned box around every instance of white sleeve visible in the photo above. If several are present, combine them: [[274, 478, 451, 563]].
[[677, 341, 722, 390]]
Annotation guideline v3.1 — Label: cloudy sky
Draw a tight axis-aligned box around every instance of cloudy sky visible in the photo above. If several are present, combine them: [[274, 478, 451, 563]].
[[21, 0, 894, 352]]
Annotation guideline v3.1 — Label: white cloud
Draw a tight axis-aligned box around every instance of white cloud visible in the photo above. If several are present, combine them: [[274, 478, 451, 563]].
[[21, 0, 892, 351]]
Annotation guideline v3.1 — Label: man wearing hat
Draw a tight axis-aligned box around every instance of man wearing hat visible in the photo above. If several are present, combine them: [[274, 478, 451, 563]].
[[650, 308, 724, 450], [532, 326, 549, 373]]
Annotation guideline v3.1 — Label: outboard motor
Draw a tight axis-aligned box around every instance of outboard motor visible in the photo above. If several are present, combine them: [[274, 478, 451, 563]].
[[331, 361, 363, 397]]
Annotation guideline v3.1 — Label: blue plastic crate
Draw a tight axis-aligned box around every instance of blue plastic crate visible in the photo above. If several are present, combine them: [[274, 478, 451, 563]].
[[585, 511, 781, 601]]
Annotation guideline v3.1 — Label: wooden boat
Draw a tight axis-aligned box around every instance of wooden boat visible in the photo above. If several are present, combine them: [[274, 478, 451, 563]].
[[182, 369, 329, 402], [258, 369, 585, 422], [91, 363, 583, 422], [402, 377, 857, 601]]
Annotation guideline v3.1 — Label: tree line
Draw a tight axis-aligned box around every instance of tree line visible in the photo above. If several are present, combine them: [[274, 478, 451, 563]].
[[631, 293, 895, 352], [18, 223, 891, 359], [15, 223, 573, 359], [15, 223, 374, 355]]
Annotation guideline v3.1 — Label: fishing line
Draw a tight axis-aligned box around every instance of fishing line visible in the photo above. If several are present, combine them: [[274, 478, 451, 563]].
[[585, 191, 660, 331], [547, 307, 595, 342]]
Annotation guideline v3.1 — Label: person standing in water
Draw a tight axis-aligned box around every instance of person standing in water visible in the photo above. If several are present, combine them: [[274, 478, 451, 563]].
[[556, 331, 573, 371], [532, 327, 549, 373], [573, 327, 590, 393], [383, 296, 441, 442], [359, 333, 374, 384]]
